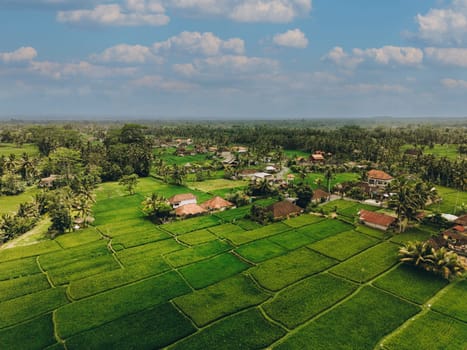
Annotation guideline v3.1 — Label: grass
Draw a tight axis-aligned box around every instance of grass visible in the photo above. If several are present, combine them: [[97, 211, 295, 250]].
[[429, 185, 467, 215], [235, 239, 288, 263], [0, 273, 50, 302], [268, 230, 318, 250], [298, 172, 359, 190], [170, 308, 286, 350], [382, 311, 467, 350], [283, 214, 324, 228], [0, 257, 40, 280], [188, 179, 247, 193], [178, 229, 218, 245], [250, 248, 338, 291], [55, 271, 191, 338], [179, 253, 250, 289], [355, 224, 387, 239], [111, 227, 171, 248], [0, 143, 39, 157], [390, 226, 436, 245], [221, 222, 291, 245], [263, 273, 357, 329], [373, 264, 449, 304], [68, 257, 171, 300], [208, 223, 245, 237], [65, 303, 196, 349], [162, 215, 222, 235], [329, 242, 399, 283], [165, 240, 232, 268], [0, 286, 68, 328], [233, 219, 262, 230], [116, 239, 183, 265], [0, 240, 61, 262], [0, 314, 56, 350], [173, 275, 271, 327], [423, 144, 464, 160], [309, 230, 380, 261], [213, 206, 251, 222], [431, 279, 467, 322], [284, 149, 309, 159], [276, 286, 420, 350], [295, 219, 353, 242], [54, 227, 103, 249]]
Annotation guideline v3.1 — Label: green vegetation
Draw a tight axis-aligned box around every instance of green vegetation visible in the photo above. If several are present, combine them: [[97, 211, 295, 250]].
[[165, 240, 231, 268], [170, 308, 286, 350], [309, 230, 380, 261], [235, 239, 287, 263], [382, 311, 467, 350], [208, 223, 245, 237], [179, 253, 250, 289], [56, 272, 191, 338], [276, 287, 420, 350], [251, 248, 337, 291], [429, 186, 467, 215], [283, 214, 324, 228], [188, 179, 247, 193], [221, 222, 291, 245], [0, 257, 40, 280], [0, 240, 61, 262], [330, 242, 399, 283], [300, 172, 359, 190], [0, 273, 50, 302], [432, 280, 467, 322], [116, 239, 183, 265], [54, 227, 102, 248], [390, 226, 436, 244], [111, 227, 170, 248], [0, 143, 39, 157], [373, 264, 448, 304], [0, 187, 40, 215], [173, 275, 270, 327], [263, 273, 357, 329], [162, 215, 221, 235], [65, 303, 196, 350], [178, 229, 217, 245]]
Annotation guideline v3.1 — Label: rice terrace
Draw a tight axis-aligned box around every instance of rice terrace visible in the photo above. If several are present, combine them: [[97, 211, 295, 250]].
[[0, 120, 466, 350]]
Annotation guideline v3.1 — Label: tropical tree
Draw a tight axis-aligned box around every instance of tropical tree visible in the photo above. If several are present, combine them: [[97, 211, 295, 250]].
[[119, 174, 139, 195], [323, 166, 335, 194], [141, 193, 172, 223], [295, 183, 314, 209]]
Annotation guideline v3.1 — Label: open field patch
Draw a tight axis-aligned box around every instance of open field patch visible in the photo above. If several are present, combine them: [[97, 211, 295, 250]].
[[382, 311, 467, 350], [429, 186, 467, 215], [268, 230, 317, 250], [173, 275, 270, 327], [233, 218, 262, 230], [330, 242, 399, 283], [68, 256, 171, 299], [295, 219, 353, 242], [188, 179, 247, 193], [222, 222, 291, 245], [250, 248, 338, 291], [390, 226, 437, 245], [309, 230, 380, 261], [111, 227, 170, 248], [0, 143, 39, 157], [275, 286, 420, 350], [0, 314, 56, 350], [0, 286, 68, 328], [431, 279, 467, 322], [0, 240, 61, 263], [0, 257, 40, 280], [355, 224, 387, 239], [263, 273, 357, 329], [162, 215, 221, 235], [65, 303, 196, 350], [55, 271, 191, 338], [0, 273, 50, 302], [117, 239, 183, 265], [213, 206, 251, 222], [54, 228, 103, 249], [283, 214, 324, 228], [170, 308, 286, 350], [178, 229, 217, 245], [0, 187, 40, 215], [235, 239, 287, 263], [373, 264, 448, 304], [208, 223, 245, 237], [179, 253, 250, 289], [165, 240, 231, 268]]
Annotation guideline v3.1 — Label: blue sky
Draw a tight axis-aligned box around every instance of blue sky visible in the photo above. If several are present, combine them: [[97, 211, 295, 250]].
[[1, 0, 467, 119]]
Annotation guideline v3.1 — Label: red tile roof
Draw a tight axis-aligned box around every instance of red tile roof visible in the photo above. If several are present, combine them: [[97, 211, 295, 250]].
[[175, 203, 207, 216], [168, 193, 196, 204], [453, 225, 465, 232], [359, 210, 396, 227], [266, 200, 303, 219], [367, 170, 393, 181], [311, 154, 325, 161], [455, 214, 467, 226], [201, 196, 234, 210]]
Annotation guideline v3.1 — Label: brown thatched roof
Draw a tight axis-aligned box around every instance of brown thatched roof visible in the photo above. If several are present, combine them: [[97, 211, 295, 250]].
[[312, 189, 330, 201], [168, 193, 196, 204], [175, 204, 207, 217], [367, 170, 393, 181], [201, 196, 234, 210], [359, 210, 396, 227], [266, 200, 302, 219]]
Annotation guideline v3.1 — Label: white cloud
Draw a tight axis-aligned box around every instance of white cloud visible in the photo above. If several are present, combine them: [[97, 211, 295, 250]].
[[131, 75, 197, 90], [415, 0, 467, 44], [323, 46, 423, 68], [0, 47, 37, 63], [195, 55, 279, 74], [153, 31, 244, 56], [273, 29, 308, 48], [345, 83, 410, 94], [172, 63, 198, 76], [441, 78, 467, 88], [91, 44, 161, 64], [29, 60, 137, 79], [425, 47, 467, 67], [57, 1, 169, 26], [166, 0, 311, 23]]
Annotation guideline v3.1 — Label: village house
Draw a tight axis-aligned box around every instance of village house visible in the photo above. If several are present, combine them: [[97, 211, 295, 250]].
[[201, 196, 234, 212], [266, 200, 303, 220], [311, 189, 330, 204], [168, 193, 197, 209], [39, 174, 60, 188], [174, 203, 207, 217], [367, 170, 394, 189], [310, 151, 325, 164], [358, 209, 396, 231]]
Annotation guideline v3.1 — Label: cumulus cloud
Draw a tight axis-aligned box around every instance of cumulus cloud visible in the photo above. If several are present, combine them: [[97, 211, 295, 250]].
[[91, 44, 161, 64], [131, 75, 198, 90], [273, 29, 308, 48], [425, 47, 467, 67], [194, 55, 279, 74], [172, 63, 198, 76], [57, 0, 169, 26], [0, 47, 37, 63], [414, 0, 467, 44], [153, 31, 245, 56], [345, 83, 410, 94], [29, 60, 137, 79], [441, 78, 467, 88], [323, 46, 423, 68], [166, 0, 311, 23]]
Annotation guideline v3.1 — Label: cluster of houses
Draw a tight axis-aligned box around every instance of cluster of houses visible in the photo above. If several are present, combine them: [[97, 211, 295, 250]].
[[168, 193, 234, 217], [430, 214, 467, 257]]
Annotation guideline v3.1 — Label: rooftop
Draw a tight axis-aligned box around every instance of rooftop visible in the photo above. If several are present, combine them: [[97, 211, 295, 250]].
[[367, 169, 393, 181], [359, 209, 396, 227], [168, 193, 196, 204]]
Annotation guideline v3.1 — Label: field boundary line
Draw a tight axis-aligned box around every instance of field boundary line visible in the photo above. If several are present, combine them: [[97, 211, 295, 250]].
[[36, 256, 55, 288], [169, 300, 200, 331]]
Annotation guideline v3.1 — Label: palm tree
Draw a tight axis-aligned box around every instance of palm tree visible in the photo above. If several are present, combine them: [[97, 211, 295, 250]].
[[324, 166, 335, 194], [399, 241, 433, 268], [141, 193, 172, 222]]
